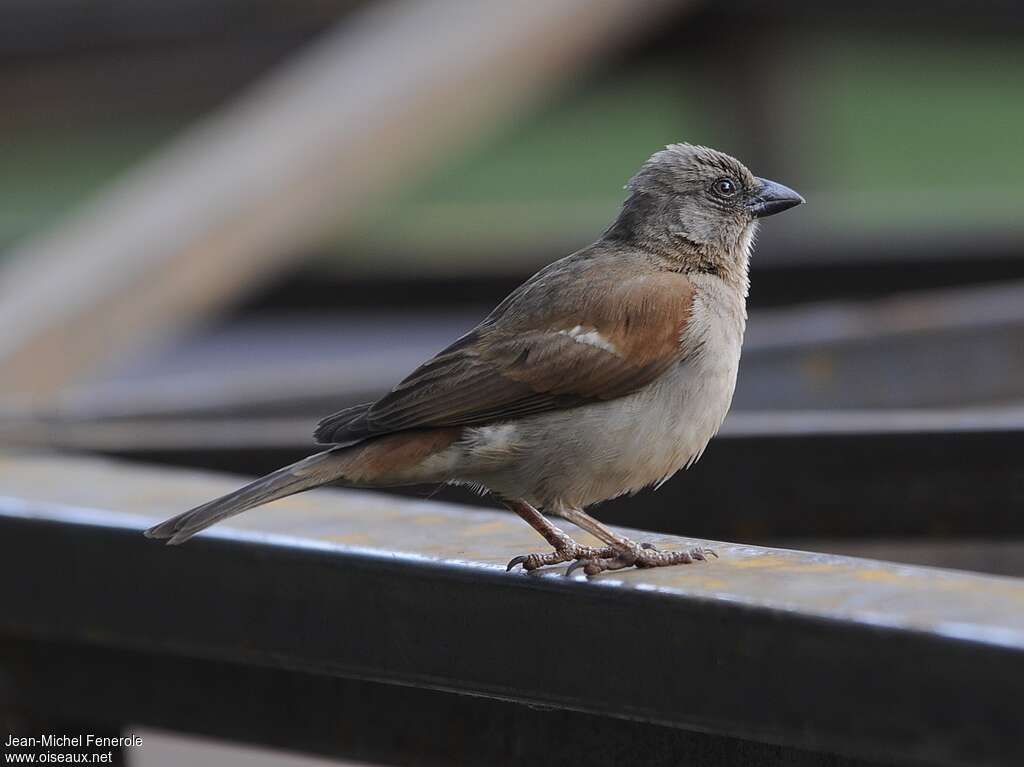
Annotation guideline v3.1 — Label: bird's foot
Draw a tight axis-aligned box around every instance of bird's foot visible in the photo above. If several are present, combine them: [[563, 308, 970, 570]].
[[506, 534, 615, 572], [566, 540, 716, 577]]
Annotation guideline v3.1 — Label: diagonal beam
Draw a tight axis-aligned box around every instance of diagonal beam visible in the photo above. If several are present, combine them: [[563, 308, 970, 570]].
[[0, 0, 685, 404]]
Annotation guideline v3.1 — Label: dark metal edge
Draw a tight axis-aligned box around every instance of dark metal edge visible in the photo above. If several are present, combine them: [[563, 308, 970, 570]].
[[2, 514, 1022, 766]]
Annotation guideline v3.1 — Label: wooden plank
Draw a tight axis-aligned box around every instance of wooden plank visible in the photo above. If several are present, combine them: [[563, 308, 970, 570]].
[[2, 452, 1024, 765], [0, 0, 683, 404]]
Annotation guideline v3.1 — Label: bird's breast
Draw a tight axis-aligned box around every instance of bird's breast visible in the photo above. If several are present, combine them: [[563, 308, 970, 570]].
[[454, 284, 746, 509]]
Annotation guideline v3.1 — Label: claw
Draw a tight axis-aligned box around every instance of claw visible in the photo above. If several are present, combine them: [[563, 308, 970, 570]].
[[506, 555, 529, 572]]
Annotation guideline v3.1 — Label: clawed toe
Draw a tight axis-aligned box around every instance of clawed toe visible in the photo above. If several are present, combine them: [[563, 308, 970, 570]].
[[505, 555, 530, 572], [506, 543, 614, 572], [505, 552, 551, 572], [565, 541, 717, 577], [508, 535, 717, 576]]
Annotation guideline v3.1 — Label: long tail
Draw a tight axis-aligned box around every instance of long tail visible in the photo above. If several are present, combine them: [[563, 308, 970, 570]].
[[144, 449, 347, 545], [145, 427, 463, 545]]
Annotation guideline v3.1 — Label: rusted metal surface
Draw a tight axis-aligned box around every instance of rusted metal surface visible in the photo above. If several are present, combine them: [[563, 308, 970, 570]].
[[2, 451, 1024, 640], [772, 539, 1024, 578], [2, 452, 1024, 765]]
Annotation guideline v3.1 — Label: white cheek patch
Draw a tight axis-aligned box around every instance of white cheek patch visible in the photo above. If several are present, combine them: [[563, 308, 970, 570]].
[[558, 325, 620, 355]]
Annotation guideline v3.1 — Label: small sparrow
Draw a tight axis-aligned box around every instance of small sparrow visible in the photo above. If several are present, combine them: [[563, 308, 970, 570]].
[[146, 144, 803, 575]]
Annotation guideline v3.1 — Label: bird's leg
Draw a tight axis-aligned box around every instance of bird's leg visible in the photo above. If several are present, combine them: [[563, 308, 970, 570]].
[[503, 500, 614, 571], [558, 507, 715, 576]]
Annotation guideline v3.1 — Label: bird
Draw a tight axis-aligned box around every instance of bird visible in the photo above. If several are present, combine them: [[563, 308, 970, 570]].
[[146, 143, 803, 575]]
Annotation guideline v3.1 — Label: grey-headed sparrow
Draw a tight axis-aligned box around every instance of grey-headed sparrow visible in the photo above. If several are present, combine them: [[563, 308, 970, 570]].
[[147, 144, 803, 575]]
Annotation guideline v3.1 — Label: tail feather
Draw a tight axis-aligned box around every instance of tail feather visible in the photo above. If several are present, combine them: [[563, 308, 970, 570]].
[[314, 402, 374, 445], [145, 427, 463, 545], [144, 449, 345, 545]]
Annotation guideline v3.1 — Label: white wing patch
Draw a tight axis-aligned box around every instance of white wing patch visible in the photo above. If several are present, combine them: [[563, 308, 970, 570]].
[[557, 325, 619, 355]]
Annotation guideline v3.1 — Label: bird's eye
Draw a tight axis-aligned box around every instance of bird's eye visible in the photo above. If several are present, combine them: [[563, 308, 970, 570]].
[[713, 177, 738, 198]]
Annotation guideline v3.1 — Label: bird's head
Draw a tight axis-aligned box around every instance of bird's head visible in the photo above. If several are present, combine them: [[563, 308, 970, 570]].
[[607, 143, 803, 279]]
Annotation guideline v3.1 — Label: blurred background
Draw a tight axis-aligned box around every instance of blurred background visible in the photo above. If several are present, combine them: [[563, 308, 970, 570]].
[[3, 1, 1024, 764], [2, 2, 1024, 562]]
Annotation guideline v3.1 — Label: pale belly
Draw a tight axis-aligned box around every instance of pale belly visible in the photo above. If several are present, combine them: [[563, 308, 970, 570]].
[[452, 347, 740, 510], [413, 278, 747, 511]]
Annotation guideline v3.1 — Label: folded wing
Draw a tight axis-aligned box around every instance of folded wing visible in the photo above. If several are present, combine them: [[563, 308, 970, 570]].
[[315, 256, 695, 445]]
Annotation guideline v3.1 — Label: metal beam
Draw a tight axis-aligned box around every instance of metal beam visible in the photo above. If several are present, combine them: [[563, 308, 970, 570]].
[[1, 637, 884, 767], [2, 452, 1024, 766], [769, 539, 1024, 579], [20, 276, 1024, 422], [739, 279, 1024, 410]]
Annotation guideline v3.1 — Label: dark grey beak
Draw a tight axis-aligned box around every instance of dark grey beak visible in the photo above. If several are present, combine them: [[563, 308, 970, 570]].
[[748, 177, 804, 218]]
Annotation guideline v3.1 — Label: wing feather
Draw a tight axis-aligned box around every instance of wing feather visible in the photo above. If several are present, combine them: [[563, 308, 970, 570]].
[[315, 253, 696, 445]]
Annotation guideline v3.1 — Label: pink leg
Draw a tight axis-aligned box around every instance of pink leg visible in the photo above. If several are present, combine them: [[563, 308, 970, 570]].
[[503, 499, 614, 571]]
